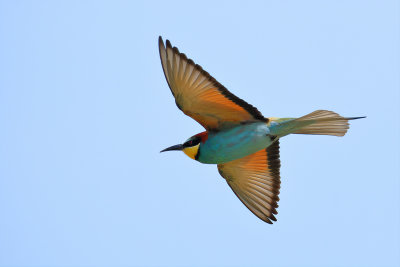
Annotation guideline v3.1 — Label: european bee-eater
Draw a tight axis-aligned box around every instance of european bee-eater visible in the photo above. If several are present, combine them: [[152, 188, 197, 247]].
[[159, 36, 364, 224]]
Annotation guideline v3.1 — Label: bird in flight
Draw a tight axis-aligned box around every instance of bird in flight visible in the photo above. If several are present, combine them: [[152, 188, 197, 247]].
[[159, 36, 364, 224]]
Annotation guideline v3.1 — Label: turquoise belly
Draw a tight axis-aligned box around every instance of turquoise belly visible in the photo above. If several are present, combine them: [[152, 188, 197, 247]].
[[197, 122, 272, 164]]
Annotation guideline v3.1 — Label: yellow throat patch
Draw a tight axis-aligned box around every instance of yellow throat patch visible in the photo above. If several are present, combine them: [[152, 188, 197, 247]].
[[183, 143, 200, 160]]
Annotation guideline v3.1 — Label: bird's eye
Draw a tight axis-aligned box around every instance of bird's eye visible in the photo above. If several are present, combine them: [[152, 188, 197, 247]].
[[183, 140, 192, 147], [191, 138, 200, 146], [184, 138, 201, 147]]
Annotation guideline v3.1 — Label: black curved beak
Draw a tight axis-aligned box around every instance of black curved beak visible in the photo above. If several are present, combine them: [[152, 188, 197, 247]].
[[160, 144, 183, 153]]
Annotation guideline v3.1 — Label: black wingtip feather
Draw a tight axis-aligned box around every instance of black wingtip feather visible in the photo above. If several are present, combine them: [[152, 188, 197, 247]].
[[265, 218, 273, 224], [172, 46, 179, 54], [166, 39, 172, 48]]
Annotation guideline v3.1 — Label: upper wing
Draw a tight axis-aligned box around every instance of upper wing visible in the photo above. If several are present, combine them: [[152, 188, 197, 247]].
[[159, 36, 267, 131], [217, 141, 281, 224]]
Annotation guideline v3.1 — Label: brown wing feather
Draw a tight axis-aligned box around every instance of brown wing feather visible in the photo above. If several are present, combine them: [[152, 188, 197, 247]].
[[218, 141, 281, 224], [159, 36, 267, 131]]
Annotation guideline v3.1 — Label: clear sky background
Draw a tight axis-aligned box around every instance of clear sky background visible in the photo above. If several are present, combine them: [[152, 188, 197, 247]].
[[0, 1, 399, 266]]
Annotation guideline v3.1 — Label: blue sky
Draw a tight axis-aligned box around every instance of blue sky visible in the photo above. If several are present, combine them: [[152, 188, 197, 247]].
[[0, 0, 399, 266]]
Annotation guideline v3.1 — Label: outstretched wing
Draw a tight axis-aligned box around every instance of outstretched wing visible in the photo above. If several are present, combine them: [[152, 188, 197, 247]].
[[159, 36, 267, 131], [217, 141, 281, 224]]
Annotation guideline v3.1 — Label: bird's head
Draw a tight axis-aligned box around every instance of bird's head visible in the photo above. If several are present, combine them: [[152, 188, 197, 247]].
[[160, 131, 208, 160]]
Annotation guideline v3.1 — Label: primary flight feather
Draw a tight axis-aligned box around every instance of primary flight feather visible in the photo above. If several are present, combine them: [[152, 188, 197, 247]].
[[159, 36, 364, 224]]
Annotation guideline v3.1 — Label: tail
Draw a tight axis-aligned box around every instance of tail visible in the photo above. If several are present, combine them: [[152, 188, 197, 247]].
[[269, 110, 366, 137]]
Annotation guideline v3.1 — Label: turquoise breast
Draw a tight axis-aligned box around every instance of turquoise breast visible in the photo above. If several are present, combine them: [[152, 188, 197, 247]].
[[197, 122, 272, 164]]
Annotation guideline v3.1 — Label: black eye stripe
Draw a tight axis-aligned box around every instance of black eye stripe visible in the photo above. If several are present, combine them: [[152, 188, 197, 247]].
[[184, 137, 200, 147]]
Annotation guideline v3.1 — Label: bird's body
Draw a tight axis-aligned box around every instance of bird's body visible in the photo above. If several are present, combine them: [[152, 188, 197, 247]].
[[197, 122, 272, 164], [158, 36, 364, 224]]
